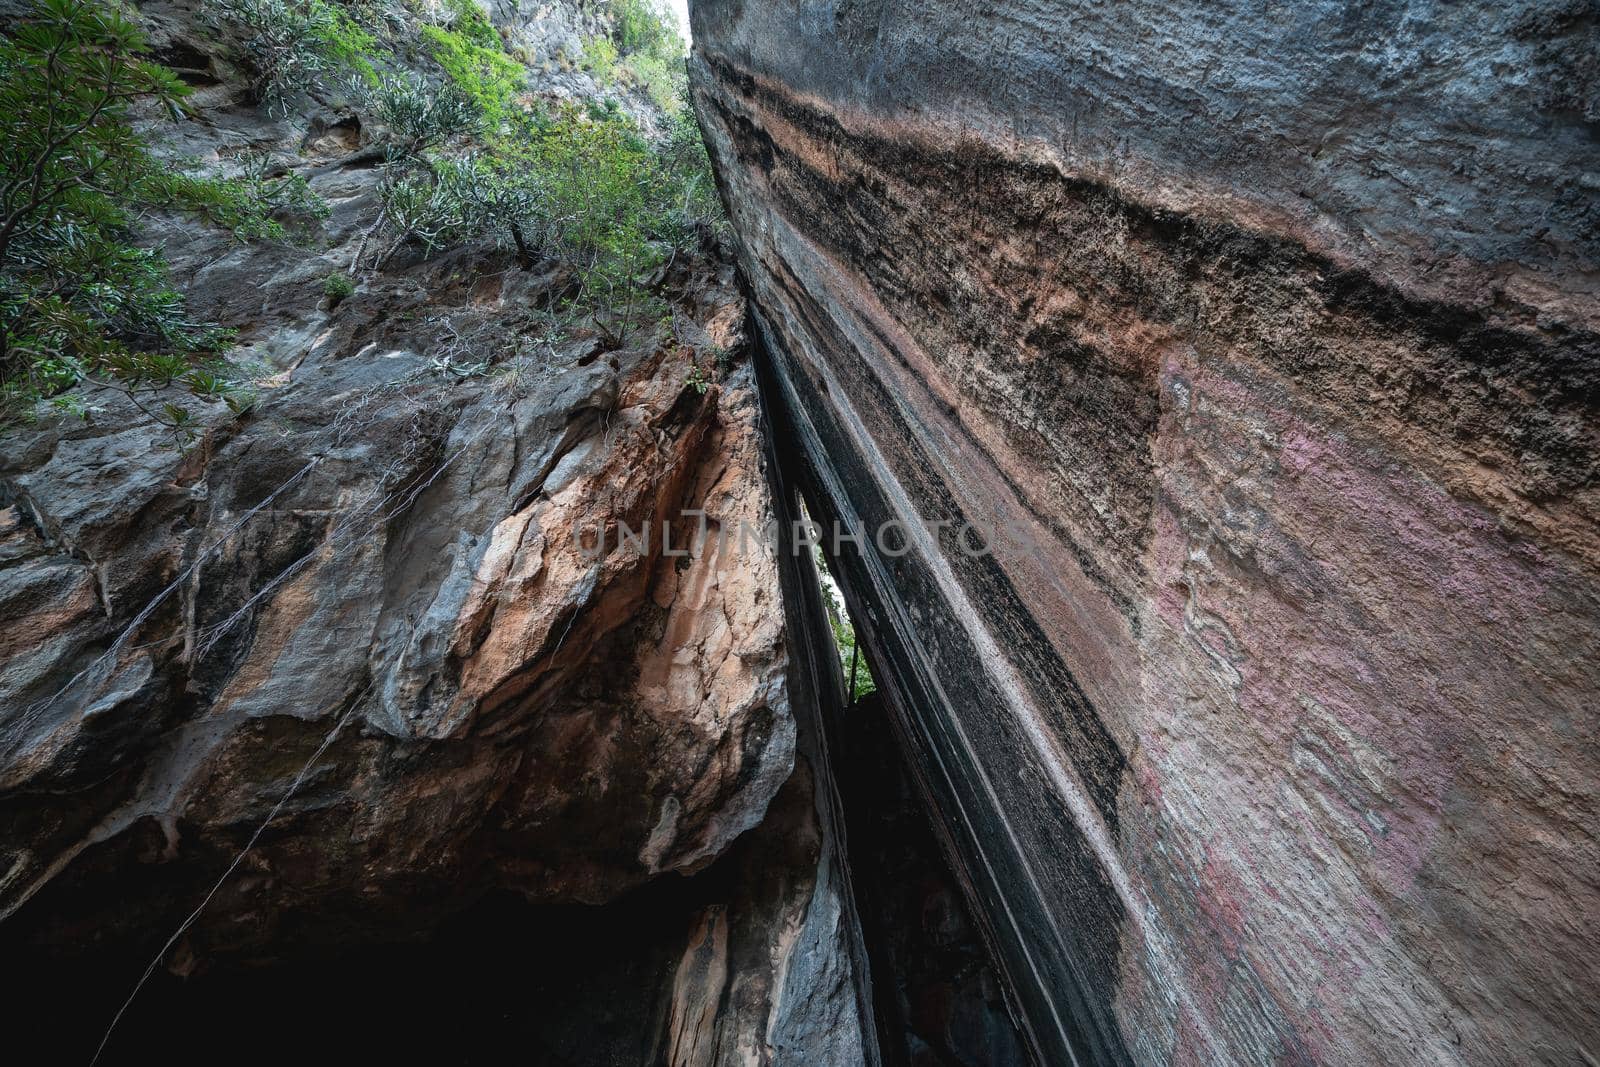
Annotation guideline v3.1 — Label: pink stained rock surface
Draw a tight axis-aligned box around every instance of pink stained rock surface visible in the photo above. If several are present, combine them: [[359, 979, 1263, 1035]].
[[689, 0, 1600, 1063]]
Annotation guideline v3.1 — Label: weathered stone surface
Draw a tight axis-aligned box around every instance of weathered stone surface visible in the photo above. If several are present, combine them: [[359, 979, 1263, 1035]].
[[663, 756, 866, 1067], [692, 1, 1600, 1064], [0, 8, 868, 1057], [0, 249, 789, 930]]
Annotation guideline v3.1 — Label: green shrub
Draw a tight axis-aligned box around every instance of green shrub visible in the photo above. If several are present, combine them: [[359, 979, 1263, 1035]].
[[1, 0, 311, 434], [376, 156, 483, 260], [375, 151, 540, 269], [435, 0, 499, 48], [323, 270, 355, 303], [581, 33, 618, 81], [420, 17, 522, 128], [589, 0, 683, 112], [456, 160, 541, 268], [209, 149, 331, 236], [208, 0, 380, 112], [627, 49, 681, 112], [517, 108, 657, 256], [508, 107, 665, 336], [613, 0, 677, 59], [684, 361, 708, 394], [832, 610, 877, 702], [813, 547, 876, 702], [369, 70, 479, 158], [584, 96, 623, 122], [656, 85, 725, 243], [353, 0, 717, 344]]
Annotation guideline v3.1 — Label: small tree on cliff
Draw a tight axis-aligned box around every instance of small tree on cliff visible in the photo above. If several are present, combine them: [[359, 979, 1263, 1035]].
[[0, 0, 321, 433]]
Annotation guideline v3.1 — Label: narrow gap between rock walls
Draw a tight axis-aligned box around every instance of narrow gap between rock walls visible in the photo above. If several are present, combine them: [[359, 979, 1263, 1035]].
[[781, 450, 1032, 1066], [796, 495, 878, 707]]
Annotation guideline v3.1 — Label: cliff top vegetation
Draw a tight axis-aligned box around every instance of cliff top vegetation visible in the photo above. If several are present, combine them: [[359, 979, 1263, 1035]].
[[0, 0, 719, 440]]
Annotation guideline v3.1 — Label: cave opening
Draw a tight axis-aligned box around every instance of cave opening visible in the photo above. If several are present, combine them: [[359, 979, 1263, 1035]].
[[1, 765, 824, 1065]]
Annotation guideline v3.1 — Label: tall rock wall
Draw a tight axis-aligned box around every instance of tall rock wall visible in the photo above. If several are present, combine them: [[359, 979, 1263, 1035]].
[[690, 1, 1600, 1063]]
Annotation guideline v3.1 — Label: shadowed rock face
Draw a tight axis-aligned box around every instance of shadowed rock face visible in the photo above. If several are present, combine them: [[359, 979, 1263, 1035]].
[[691, 1, 1600, 1064], [0, 224, 790, 940]]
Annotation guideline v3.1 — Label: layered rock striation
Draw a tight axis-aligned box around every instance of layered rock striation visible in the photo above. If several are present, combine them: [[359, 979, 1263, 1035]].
[[691, 1, 1600, 1063]]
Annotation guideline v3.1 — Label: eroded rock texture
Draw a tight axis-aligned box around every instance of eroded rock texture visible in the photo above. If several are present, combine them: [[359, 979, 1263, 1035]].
[[692, 1, 1600, 1064], [0, 253, 791, 928]]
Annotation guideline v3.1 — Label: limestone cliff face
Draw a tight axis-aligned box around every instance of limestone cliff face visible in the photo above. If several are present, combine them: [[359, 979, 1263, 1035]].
[[691, 1, 1600, 1064]]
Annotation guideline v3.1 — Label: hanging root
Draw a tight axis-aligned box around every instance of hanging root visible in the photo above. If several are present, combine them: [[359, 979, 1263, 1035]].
[[89, 685, 370, 1065]]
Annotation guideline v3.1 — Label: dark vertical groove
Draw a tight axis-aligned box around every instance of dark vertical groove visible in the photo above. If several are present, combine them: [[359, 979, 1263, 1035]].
[[753, 333, 886, 1067], [750, 314, 1133, 1066]]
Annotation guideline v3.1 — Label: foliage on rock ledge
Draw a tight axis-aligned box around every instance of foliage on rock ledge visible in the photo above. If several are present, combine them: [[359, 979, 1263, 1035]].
[[0, 0, 724, 437], [0, 0, 325, 434], [581, 0, 686, 114], [206, 0, 380, 112]]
